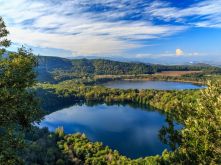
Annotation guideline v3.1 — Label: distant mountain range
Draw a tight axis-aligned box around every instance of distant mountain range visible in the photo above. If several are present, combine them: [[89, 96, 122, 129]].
[[66, 56, 221, 67]]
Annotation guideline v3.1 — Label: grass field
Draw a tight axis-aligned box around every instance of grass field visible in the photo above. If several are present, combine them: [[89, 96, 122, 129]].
[[154, 71, 202, 77], [95, 71, 202, 79]]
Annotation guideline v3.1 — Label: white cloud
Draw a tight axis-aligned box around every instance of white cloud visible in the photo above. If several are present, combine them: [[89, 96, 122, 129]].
[[147, 0, 221, 28], [135, 50, 204, 59], [0, 0, 187, 56], [8, 27, 140, 55], [176, 49, 184, 56], [3, 0, 218, 57]]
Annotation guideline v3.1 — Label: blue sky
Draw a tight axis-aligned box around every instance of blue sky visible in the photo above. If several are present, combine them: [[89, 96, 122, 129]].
[[0, 0, 221, 63]]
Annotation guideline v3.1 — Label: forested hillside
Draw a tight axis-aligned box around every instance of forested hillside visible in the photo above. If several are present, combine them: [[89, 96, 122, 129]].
[[37, 56, 221, 83]]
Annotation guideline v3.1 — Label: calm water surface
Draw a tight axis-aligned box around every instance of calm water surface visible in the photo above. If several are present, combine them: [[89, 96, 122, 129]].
[[39, 104, 179, 158], [103, 80, 203, 90]]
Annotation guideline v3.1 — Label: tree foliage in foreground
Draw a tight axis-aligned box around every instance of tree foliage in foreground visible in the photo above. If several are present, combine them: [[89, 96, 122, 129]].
[[0, 16, 42, 164], [58, 133, 161, 165], [0, 48, 43, 164], [0, 17, 10, 48], [172, 81, 221, 164]]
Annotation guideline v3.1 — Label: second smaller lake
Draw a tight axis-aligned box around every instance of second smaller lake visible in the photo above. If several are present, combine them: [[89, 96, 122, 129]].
[[103, 80, 203, 90]]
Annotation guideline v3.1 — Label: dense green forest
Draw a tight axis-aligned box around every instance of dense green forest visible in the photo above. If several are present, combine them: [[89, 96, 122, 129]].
[[1, 16, 221, 165]]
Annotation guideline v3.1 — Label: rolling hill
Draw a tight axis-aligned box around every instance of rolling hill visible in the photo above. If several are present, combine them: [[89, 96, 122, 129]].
[[36, 56, 221, 83]]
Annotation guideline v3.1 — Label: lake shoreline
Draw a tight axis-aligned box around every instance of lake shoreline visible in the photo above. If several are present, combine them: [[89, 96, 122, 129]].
[[120, 78, 204, 85], [39, 103, 178, 158], [102, 80, 204, 90]]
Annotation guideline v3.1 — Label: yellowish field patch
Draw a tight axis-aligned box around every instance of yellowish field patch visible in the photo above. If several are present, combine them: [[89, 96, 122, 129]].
[[154, 71, 202, 77]]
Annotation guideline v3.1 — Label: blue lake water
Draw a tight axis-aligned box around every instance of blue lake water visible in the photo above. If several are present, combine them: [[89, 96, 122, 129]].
[[103, 80, 203, 90], [39, 104, 179, 158]]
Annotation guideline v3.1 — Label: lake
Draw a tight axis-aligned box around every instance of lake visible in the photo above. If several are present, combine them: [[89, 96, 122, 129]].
[[39, 103, 179, 158], [103, 80, 203, 90]]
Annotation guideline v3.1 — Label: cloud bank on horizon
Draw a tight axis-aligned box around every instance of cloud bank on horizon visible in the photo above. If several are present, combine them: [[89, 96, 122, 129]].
[[0, 0, 221, 60]]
